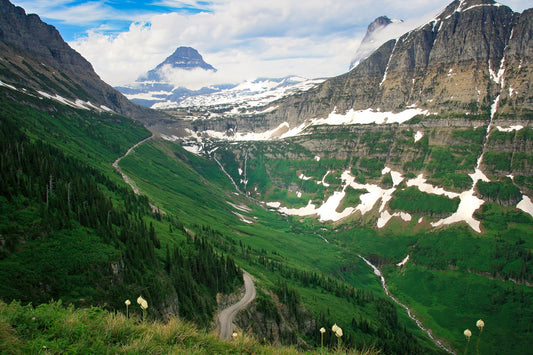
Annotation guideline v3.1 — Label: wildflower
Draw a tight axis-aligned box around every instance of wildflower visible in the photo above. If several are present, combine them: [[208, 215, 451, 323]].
[[332, 323, 339, 333], [125, 299, 131, 318], [476, 319, 485, 355], [137, 296, 148, 321], [332, 323, 343, 348], [464, 329, 472, 355], [335, 327, 343, 338], [232, 332, 238, 339], [320, 327, 325, 334], [319, 327, 325, 347]]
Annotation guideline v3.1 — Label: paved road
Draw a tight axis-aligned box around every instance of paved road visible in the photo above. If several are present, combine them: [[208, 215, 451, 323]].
[[218, 271, 256, 339]]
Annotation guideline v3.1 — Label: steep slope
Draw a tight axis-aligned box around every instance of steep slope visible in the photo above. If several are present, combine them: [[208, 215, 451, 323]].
[[0, 0, 164, 125]]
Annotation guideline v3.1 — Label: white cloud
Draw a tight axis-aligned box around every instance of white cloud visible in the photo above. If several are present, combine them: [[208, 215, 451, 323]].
[[66, 0, 532, 87]]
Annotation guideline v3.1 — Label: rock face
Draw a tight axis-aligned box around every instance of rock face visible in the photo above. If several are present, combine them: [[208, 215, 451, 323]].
[[0, 0, 163, 124], [269, 0, 531, 125], [349, 16, 401, 70]]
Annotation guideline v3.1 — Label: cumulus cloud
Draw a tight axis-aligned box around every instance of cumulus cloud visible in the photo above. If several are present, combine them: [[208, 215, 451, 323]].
[[66, 0, 531, 87]]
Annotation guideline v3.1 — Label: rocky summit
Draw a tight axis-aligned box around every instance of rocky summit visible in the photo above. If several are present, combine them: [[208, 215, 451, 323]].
[[142, 46, 217, 82], [349, 16, 402, 71]]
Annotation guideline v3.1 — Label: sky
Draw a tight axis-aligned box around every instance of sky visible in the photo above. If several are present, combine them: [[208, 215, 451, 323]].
[[11, 0, 532, 88]]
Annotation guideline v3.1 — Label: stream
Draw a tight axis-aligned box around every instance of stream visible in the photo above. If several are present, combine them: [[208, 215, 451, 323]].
[[359, 255, 455, 354]]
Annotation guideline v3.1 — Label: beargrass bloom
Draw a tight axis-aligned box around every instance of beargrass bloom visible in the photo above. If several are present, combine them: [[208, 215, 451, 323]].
[[464, 329, 472, 355], [125, 299, 131, 318], [137, 296, 148, 321], [332, 324, 343, 348], [476, 319, 485, 354], [319, 327, 325, 347], [232, 332, 238, 339]]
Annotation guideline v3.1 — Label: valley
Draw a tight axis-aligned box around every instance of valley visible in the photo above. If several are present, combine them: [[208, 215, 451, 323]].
[[0, 0, 532, 354]]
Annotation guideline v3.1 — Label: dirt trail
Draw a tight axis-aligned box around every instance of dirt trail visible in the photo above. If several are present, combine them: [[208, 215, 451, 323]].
[[218, 271, 256, 339], [112, 135, 152, 195]]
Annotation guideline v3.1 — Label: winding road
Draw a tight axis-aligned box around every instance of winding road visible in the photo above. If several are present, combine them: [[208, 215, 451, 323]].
[[218, 271, 256, 339]]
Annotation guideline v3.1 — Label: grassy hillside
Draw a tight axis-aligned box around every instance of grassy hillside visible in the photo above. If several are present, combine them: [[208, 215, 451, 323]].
[[0, 300, 383, 355], [0, 90, 243, 327]]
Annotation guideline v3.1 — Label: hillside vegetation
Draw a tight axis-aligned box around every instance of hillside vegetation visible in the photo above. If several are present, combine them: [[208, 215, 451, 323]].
[[0, 300, 379, 355]]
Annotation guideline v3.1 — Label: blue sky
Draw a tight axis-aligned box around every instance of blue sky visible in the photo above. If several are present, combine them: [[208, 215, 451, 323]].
[[11, 1, 533, 87]]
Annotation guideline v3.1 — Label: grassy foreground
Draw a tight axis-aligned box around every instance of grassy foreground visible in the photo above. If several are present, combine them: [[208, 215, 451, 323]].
[[0, 300, 378, 355]]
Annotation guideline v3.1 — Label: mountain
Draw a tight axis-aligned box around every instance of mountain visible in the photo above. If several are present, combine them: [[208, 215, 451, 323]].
[[0, 0, 245, 327], [168, 0, 532, 136], [0, 0, 164, 125], [144, 46, 216, 82], [116, 48, 323, 110], [115, 46, 223, 107], [349, 16, 403, 70]]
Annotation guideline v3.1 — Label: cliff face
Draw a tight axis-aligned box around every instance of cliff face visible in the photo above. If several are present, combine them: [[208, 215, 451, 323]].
[[0, 0, 164, 125], [265, 0, 531, 126]]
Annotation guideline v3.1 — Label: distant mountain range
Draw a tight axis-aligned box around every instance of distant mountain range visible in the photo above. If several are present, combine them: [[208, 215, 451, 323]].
[[115, 46, 323, 109]]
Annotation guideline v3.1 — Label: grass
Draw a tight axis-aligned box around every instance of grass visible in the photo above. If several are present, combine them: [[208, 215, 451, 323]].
[[0, 299, 380, 355]]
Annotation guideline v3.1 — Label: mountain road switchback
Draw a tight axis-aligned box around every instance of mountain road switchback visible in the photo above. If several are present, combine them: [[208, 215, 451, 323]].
[[218, 271, 256, 339]]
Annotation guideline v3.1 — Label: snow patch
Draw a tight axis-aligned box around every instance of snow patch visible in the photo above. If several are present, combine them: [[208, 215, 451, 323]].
[[377, 210, 412, 228], [382, 167, 404, 186], [517, 196, 533, 217], [314, 107, 429, 126], [496, 125, 523, 132], [396, 255, 410, 267], [299, 173, 312, 181], [0, 80, 17, 91], [233, 212, 253, 224], [414, 131, 424, 143], [406, 174, 460, 199], [314, 156, 321, 162], [266, 201, 281, 208], [431, 188, 485, 233]]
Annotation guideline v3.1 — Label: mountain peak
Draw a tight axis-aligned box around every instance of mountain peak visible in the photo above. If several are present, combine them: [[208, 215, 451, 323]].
[[160, 46, 216, 71], [349, 15, 403, 70], [140, 46, 216, 82]]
